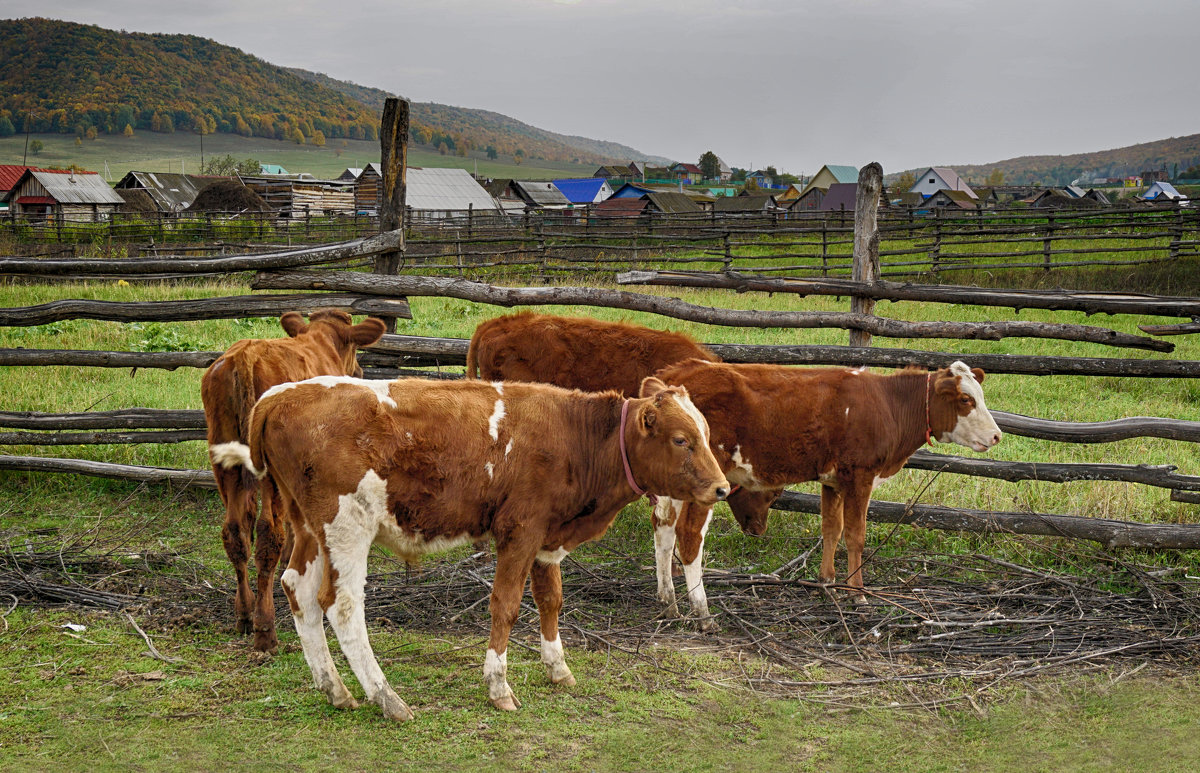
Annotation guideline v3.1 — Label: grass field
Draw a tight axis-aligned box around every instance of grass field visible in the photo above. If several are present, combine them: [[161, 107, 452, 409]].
[[2, 267, 1199, 770], [0, 132, 596, 182]]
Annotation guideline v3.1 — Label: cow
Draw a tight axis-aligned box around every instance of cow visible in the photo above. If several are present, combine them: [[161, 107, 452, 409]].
[[200, 309, 386, 653], [651, 359, 1002, 628], [466, 311, 718, 396], [225, 375, 729, 718]]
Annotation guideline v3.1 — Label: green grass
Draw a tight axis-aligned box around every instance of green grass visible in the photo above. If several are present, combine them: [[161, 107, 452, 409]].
[[0, 132, 597, 183], [2, 270, 1199, 769]]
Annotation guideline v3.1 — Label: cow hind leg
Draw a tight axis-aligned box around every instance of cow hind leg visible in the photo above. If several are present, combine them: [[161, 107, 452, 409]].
[[279, 531, 358, 710], [842, 479, 873, 604], [652, 498, 683, 617], [818, 485, 845, 585], [251, 483, 287, 654], [675, 503, 716, 632], [531, 560, 574, 687], [215, 467, 257, 635]]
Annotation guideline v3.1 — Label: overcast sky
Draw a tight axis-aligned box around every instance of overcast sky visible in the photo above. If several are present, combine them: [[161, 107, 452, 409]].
[[14, 0, 1200, 175]]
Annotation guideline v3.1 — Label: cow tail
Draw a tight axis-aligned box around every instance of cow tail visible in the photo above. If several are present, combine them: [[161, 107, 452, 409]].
[[245, 398, 273, 481]]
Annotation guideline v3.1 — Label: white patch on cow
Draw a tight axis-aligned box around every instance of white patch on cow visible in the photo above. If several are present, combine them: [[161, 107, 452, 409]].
[[322, 469, 411, 718], [540, 635, 572, 684], [504, 439, 513, 458], [845, 407, 850, 419], [280, 553, 353, 707], [261, 375, 397, 409], [492, 381, 504, 395], [671, 391, 709, 446], [483, 648, 512, 702], [729, 445, 760, 487], [942, 361, 1003, 453], [536, 547, 569, 565], [653, 499, 684, 610], [683, 508, 715, 630], [872, 474, 892, 490], [818, 465, 838, 487], [484, 461, 494, 480], [488, 399, 506, 442]]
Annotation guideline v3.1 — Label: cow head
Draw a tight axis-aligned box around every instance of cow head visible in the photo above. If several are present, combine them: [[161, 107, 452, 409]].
[[930, 361, 1002, 453], [629, 377, 730, 505], [279, 309, 386, 378], [728, 487, 782, 536]]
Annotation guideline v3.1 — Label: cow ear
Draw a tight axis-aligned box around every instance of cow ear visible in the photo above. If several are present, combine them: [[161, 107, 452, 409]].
[[971, 367, 985, 384], [640, 403, 658, 433], [639, 376, 668, 398], [280, 312, 307, 337], [351, 317, 387, 346]]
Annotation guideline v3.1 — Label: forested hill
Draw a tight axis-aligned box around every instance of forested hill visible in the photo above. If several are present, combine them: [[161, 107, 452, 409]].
[[0, 17, 662, 166], [287, 68, 673, 167], [904, 134, 1200, 187]]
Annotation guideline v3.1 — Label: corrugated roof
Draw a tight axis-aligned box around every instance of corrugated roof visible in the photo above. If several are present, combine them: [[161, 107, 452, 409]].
[[28, 170, 124, 205], [115, 171, 207, 212], [512, 180, 571, 207], [552, 178, 609, 204], [406, 167, 499, 212], [1144, 182, 1183, 200], [0, 164, 46, 192], [645, 191, 701, 214], [926, 167, 977, 198], [595, 198, 649, 217], [826, 165, 860, 183]]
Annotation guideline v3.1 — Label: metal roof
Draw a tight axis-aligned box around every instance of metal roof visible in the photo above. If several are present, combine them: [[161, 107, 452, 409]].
[[512, 180, 571, 207], [826, 165, 860, 183], [406, 167, 499, 212], [115, 171, 207, 212], [0, 164, 46, 192], [645, 191, 701, 214], [27, 170, 124, 205], [713, 194, 776, 212], [1143, 182, 1183, 200], [552, 177, 609, 203]]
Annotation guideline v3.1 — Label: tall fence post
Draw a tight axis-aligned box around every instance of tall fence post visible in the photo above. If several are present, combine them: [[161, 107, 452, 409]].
[[820, 217, 828, 276], [849, 162, 883, 349], [931, 209, 942, 273], [1043, 213, 1054, 271], [723, 230, 732, 270], [374, 96, 409, 333], [1170, 207, 1183, 260]]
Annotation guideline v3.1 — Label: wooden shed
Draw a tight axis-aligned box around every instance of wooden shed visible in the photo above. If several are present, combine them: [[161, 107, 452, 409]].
[[3, 169, 124, 222], [238, 174, 356, 217]]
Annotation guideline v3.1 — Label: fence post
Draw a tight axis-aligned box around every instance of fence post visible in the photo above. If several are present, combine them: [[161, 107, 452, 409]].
[[1170, 207, 1183, 260], [929, 209, 941, 273], [374, 96, 409, 332], [820, 217, 828, 276], [723, 230, 732, 270], [468, 203, 474, 239], [849, 162, 882, 348], [1043, 213, 1054, 271]]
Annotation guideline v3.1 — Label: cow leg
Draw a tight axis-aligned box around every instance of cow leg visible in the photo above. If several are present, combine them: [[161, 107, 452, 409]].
[[818, 484, 844, 585], [675, 503, 716, 632], [842, 478, 873, 603], [323, 491, 413, 723], [530, 559, 574, 687], [485, 547, 538, 711], [280, 530, 358, 710], [652, 498, 682, 617], [215, 466, 256, 635], [251, 482, 286, 654]]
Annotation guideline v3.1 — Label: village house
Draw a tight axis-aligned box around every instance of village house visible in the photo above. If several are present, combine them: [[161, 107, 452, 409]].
[[2, 168, 124, 222], [712, 194, 779, 214], [552, 177, 614, 205], [669, 163, 704, 183], [909, 167, 977, 199], [238, 174, 356, 217], [405, 167, 501, 220], [798, 164, 858, 197], [1140, 181, 1186, 203], [921, 189, 979, 211]]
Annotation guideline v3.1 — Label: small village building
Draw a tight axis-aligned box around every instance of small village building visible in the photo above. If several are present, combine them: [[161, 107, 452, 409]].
[[552, 177, 613, 205], [509, 180, 572, 210], [594, 189, 701, 219], [483, 179, 527, 217], [670, 163, 704, 182], [0, 165, 47, 213], [788, 186, 827, 214], [909, 167, 977, 199], [818, 182, 859, 212], [609, 182, 656, 199], [3, 168, 124, 221], [627, 162, 646, 178], [971, 187, 1001, 208], [775, 183, 807, 202], [745, 169, 775, 188], [238, 174, 356, 216], [593, 165, 631, 180], [114, 171, 210, 213], [716, 157, 733, 183], [921, 189, 978, 210], [405, 167, 501, 219], [798, 165, 859, 197], [336, 168, 363, 182], [259, 164, 289, 175], [1140, 181, 1185, 202], [1026, 188, 1101, 209], [1083, 188, 1112, 206], [712, 194, 778, 213]]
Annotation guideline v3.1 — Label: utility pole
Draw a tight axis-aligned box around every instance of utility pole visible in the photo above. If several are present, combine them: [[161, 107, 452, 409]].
[[21, 108, 33, 166]]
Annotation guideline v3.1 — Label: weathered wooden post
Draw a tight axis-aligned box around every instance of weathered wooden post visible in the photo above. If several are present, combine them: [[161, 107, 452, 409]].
[[374, 96, 408, 332], [849, 162, 882, 348], [1043, 213, 1054, 271]]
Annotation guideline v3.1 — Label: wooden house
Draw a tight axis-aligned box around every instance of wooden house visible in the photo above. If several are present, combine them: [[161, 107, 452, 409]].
[[909, 167, 977, 200], [593, 165, 631, 180], [713, 194, 778, 213], [921, 189, 978, 211], [3, 168, 123, 221], [798, 165, 858, 197], [745, 169, 775, 188], [788, 186, 826, 214], [238, 174, 356, 217], [670, 163, 704, 182]]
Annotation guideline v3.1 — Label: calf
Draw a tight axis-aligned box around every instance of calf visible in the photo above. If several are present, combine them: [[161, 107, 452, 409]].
[[238, 376, 728, 718], [654, 359, 1002, 626], [201, 309, 385, 652], [466, 311, 718, 396]]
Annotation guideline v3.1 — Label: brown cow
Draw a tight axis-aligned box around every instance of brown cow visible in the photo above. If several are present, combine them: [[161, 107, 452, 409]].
[[201, 309, 385, 652], [228, 375, 728, 718], [466, 311, 718, 396], [653, 359, 1002, 626]]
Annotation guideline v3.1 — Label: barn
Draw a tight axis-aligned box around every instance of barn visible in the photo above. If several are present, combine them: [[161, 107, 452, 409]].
[[2, 168, 124, 222]]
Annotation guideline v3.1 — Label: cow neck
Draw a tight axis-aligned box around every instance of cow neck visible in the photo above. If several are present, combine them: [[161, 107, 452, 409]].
[[618, 398, 655, 503], [885, 370, 936, 456], [565, 395, 649, 516]]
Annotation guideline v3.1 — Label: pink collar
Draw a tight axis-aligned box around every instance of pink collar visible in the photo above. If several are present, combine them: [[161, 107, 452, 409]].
[[619, 400, 649, 498]]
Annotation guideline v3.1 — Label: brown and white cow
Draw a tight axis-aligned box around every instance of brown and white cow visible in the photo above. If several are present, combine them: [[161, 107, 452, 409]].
[[232, 375, 728, 718], [466, 311, 718, 396], [201, 309, 386, 652], [652, 359, 1002, 625]]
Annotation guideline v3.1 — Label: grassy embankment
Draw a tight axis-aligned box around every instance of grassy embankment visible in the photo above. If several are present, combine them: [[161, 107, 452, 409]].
[[1, 265, 1199, 770]]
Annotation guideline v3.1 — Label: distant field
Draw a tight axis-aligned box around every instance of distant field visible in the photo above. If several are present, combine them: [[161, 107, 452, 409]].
[[0, 132, 598, 182]]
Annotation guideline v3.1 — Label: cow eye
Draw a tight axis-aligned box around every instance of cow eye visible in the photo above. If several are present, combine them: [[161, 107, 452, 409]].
[[960, 396, 972, 404], [672, 436, 688, 447]]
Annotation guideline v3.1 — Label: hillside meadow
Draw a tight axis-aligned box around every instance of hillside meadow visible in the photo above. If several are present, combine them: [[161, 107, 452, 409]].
[[1, 268, 1199, 770]]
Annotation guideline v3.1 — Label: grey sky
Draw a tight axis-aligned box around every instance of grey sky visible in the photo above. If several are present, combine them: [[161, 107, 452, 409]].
[[13, 0, 1200, 176]]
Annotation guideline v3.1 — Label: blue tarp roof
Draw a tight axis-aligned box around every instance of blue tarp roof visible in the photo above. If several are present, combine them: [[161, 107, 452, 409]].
[[552, 177, 607, 203]]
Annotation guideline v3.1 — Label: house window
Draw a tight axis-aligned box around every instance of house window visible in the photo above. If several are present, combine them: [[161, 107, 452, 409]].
[[928, 178, 935, 184]]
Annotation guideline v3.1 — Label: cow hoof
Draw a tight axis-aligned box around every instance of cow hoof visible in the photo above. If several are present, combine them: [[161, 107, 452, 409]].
[[235, 617, 254, 635], [376, 692, 414, 722], [330, 692, 360, 710], [549, 668, 576, 688], [490, 693, 521, 711], [252, 629, 279, 655], [698, 616, 720, 634], [659, 601, 681, 619]]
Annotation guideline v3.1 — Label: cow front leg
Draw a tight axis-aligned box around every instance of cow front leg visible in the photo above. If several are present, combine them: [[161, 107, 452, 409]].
[[675, 503, 716, 632], [818, 485, 844, 585], [652, 498, 682, 617], [216, 467, 256, 635], [323, 489, 413, 722], [279, 531, 357, 710], [530, 559, 574, 687], [842, 478, 873, 604], [485, 548, 537, 711]]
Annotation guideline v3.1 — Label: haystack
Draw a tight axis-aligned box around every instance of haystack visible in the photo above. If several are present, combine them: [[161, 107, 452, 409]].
[[187, 180, 272, 213]]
